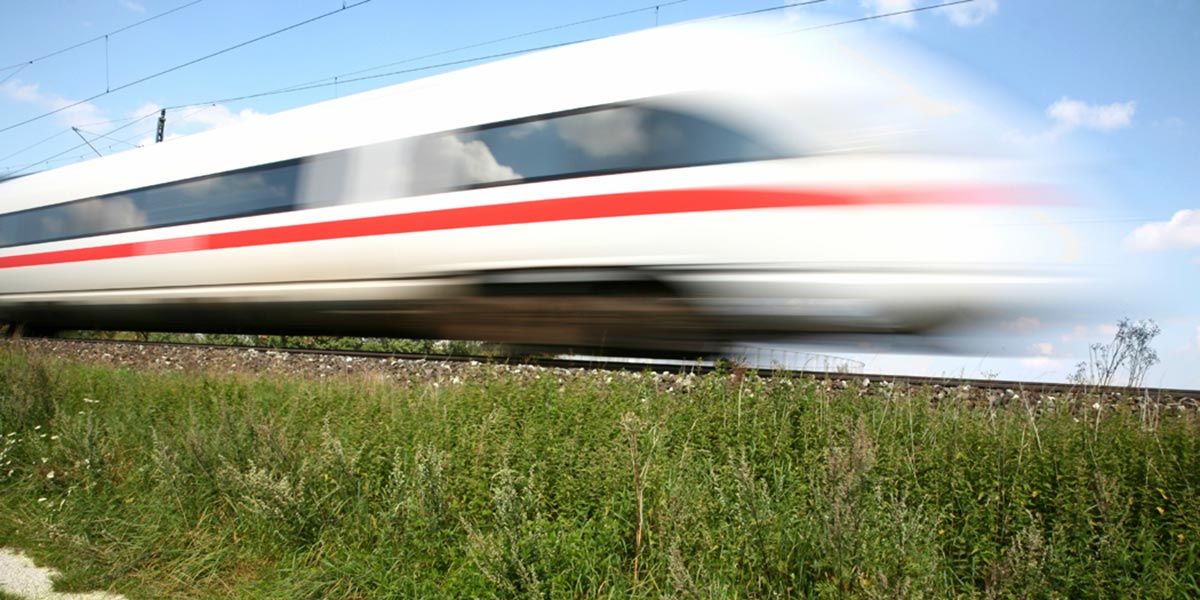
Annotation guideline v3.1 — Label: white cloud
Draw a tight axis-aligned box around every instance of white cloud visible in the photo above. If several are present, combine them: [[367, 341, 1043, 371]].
[[132, 102, 267, 131], [125, 102, 268, 147], [1017, 342, 1061, 370], [860, 0, 998, 28], [179, 104, 266, 130], [943, 0, 998, 26], [1020, 356, 1067, 370], [556, 109, 648, 158], [0, 79, 106, 126], [119, 0, 146, 13], [1195, 325, 1200, 351], [1, 80, 39, 103], [1047, 97, 1136, 132], [1010, 97, 1137, 144], [412, 134, 518, 189], [1124, 209, 1200, 252]]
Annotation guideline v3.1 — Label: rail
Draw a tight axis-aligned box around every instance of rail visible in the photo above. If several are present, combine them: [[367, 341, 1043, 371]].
[[6, 336, 1198, 403]]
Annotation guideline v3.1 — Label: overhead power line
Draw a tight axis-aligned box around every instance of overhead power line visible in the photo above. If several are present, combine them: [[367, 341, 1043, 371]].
[[0, 0, 374, 136], [1, 102, 228, 176], [1, 110, 160, 176], [792, 0, 975, 31], [164, 39, 591, 111], [0, 0, 206, 73], [4, 0, 977, 176], [160, 0, 847, 112], [244, 0, 831, 100], [0, 63, 28, 85], [0, 0, 692, 169], [72, 127, 142, 150], [0, 129, 71, 164], [71, 127, 104, 158], [270, 0, 692, 97], [705, 0, 832, 21]]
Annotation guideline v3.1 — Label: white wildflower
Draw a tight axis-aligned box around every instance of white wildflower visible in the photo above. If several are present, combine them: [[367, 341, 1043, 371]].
[[46, 471, 54, 480]]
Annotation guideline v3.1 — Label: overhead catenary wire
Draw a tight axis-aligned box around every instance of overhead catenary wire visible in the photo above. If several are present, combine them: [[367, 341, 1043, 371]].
[[791, 0, 975, 31], [268, 0, 692, 96], [1, 110, 160, 176], [0, 128, 71, 164], [0, 0, 689, 167], [72, 127, 141, 150], [0, 0, 206, 73], [0, 63, 28, 86], [0, 0, 374, 136], [0, 102, 224, 175], [240, 0, 831, 99], [164, 39, 593, 111], [4, 0, 975, 176], [71, 127, 103, 158], [4, 0, 735, 169], [162, 0, 864, 112], [703, 0, 832, 22]]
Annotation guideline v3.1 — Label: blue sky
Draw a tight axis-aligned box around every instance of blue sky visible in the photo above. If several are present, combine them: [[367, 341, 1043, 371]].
[[1, 0, 1197, 387]]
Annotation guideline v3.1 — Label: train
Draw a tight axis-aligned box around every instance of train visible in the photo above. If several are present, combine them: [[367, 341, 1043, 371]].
[[0, 20, 1088, 354]]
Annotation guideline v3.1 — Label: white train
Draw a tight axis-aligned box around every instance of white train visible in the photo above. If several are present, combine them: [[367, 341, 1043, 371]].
[[0, 21, 1086, 353]]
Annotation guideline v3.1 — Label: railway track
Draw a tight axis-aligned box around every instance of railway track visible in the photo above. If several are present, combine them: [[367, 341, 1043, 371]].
[[10, 336, 1199, 404]]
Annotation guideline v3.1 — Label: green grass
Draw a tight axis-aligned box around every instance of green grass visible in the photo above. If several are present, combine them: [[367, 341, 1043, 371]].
[[0, 348, 1197, 598], [57, 330, 496, 356]]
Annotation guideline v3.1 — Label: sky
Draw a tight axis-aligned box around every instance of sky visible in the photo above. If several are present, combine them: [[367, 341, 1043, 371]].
[[0, 0, 1197, 387]]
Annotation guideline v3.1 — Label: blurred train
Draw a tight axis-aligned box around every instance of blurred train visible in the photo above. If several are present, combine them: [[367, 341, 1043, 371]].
[[0, 21, 1087, 354]]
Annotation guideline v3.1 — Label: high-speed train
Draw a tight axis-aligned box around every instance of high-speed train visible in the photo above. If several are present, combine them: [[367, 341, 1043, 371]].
[[0, 21, 1087, 353]]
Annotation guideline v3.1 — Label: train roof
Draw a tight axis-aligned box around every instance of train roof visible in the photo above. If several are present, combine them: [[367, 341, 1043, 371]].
[[0, 23, 776, 209], [0, 19, 1035, 211]]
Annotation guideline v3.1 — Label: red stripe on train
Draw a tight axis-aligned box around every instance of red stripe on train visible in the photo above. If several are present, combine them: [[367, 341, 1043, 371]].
[[0, 186, 1021, 269]]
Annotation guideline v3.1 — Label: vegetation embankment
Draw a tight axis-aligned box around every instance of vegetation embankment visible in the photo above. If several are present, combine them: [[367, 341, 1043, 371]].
[[57, 330, 496, 356], [0, 348, 1197, 598]]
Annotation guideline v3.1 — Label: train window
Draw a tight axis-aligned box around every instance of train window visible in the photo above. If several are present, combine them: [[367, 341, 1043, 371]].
[[0, 100, 778, 249], [0, 161, 300, 248], [296, 139, 410, 209], [409, 104, 781, 195]]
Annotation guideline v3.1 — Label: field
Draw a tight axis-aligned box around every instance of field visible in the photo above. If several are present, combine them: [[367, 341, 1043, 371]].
[[0, 344, 1197, 598]]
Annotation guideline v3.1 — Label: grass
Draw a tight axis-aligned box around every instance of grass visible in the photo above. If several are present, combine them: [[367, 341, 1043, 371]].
[[57, 330, 496, 356], [0, 347, 1197, 598]]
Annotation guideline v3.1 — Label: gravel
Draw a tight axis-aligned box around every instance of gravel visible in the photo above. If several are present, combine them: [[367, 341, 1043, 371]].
[[4, 339, 1197, 416]]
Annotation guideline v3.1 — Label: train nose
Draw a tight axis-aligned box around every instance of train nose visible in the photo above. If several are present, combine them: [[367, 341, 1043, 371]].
[[658, 176, 1097, 338]]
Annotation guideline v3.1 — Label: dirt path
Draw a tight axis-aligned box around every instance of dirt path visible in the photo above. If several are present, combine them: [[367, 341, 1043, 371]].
[[0, 549, 124, 600]]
